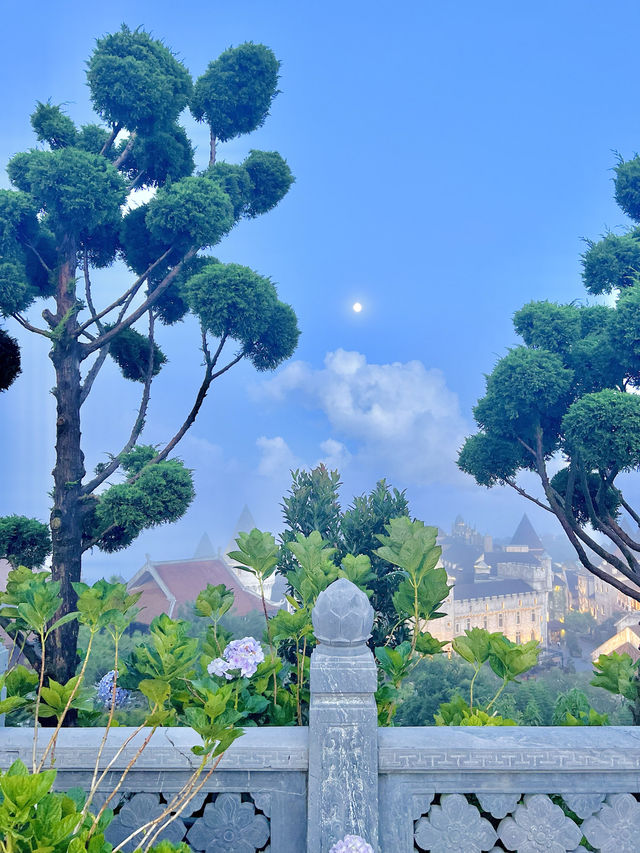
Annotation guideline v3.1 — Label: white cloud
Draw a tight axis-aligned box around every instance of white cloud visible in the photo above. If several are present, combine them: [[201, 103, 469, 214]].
[[256, 436, 299, 477], [259, 349, 469, 486], [316, 438, 351, 471]]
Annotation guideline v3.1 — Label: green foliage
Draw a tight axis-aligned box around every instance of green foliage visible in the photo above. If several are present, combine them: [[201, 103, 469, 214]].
[[614, 154, 640, 221], [460, 152, 640, 600], [146, 175, 234, 251], [191, 43, 280, 142], [87, 25, 192, 133], [90, 458, 194, 552], [247, 300, 300, 371], [582, 230, 640, 294], [205, 161, 253, 219], [243, 150, 294, 217], [184, 261, 277, 343], [434, 694, 516, 726], [591, 650, 639, 702], [0, 514, 51, 569], [30, 101, 78, 149], [228, 528, 279, 582], [562, 389, 640, 472], [8, 147, 126, 240], [104, 324, 167, 382], [123, 122, 195, 187], [552, 687, 609, 726], [287, 531, 340, 607], [376, 517, 449, 628]]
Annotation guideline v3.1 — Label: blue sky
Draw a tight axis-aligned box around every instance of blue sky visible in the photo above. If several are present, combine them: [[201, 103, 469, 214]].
[[1, 1, 640, 579]]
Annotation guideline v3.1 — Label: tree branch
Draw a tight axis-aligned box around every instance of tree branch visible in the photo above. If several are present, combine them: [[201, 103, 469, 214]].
[[132, 343, 239, 473], [75, 247, 173, 339], [209, 131, 216, 166], [100, 123, 121, 157], [81, 311, 158, 495], [0, 618, 42, 671], [532, 430, 640, 599], [113, 131, 137, 169], [11, 313, 52, 339], [24, 242, 53, 274], [504, 479, 554, 514], [81, 248, 195, 357], [620, 495, 640, 529]]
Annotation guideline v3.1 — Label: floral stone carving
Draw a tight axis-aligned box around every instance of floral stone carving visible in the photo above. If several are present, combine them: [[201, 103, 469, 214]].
[[104, 792, 186, 852], [187, 792, 270, 853], [581, 792, 640, 853], [561, 793, 605, 819], [414, 793, 497, 853], [498, 794, 582, 853], [476, 793, 521, 819]]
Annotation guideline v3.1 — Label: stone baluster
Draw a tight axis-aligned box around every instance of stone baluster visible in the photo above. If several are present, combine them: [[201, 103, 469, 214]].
[[307, 577, 379, 852]]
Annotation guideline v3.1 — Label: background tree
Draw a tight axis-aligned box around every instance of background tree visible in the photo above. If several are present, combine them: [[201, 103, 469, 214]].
[[458, 154, 640, 603], [278, 466, 410, 644], [0, 26, 299, 683]]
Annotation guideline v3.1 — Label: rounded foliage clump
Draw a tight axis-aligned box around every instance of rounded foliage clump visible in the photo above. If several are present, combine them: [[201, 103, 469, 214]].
[[243, 150, 294, 217], [0, 328, 21, 391], [119, 205, 176, 278], [513, 301, 581, 354], [562, 389, 640, 472], [191, 42, 279, 142], [581, 231, 640, 295], [119, 444, 158, 476], [151, 255, 214, 325], [474, 347, 573, 442], [87, 25, 192, 133], [146, 176, 234, 250], [30, 102, 77, 149], [247, 300, 300, 370], [0, 515, 51, 569], [615, 156, 640, 222], [457, 431, 533, 487], [123, 122, 194, 187], [93, 458, 194, 552], [550, 467, 621, 526], [7, 147, 126, 240], [204, 161, 252, 219], [104, 324, 167, 382], [183, 261, 277, 343], [612, 283, 640, 380]]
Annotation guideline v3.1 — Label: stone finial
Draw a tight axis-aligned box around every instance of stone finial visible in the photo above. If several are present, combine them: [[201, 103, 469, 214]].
[[312, 578, 374, 647]]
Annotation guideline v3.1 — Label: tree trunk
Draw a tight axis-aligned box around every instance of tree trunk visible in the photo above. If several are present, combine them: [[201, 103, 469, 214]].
[[47, 240, 84, 689]]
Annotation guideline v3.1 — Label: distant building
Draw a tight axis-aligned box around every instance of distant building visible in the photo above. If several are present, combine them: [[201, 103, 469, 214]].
[[590, 611, 640, 663], [126, 507, 284, 628], [430, 514, 550, 647]]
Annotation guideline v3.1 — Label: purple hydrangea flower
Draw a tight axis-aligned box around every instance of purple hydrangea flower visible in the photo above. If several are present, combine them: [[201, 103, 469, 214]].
[[208, 637, 265, 680], [96, 670, 130, 709], [207, 657, 232, 678], [329, 835, 375, 853]]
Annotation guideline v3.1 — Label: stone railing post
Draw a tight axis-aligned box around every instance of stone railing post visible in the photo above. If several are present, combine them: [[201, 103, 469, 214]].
[[307, 578, 379, 852]]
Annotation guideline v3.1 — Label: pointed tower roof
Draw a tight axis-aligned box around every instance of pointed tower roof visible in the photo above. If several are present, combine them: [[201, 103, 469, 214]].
[[194, 532, 216, 559], [509, 514, 543, 551], [224, 505, 257, 563]]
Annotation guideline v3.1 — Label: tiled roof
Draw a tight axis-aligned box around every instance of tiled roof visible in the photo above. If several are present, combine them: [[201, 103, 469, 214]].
[[452, 578, 535, 601], [510, 514, 544, 550], [128, 557, 279, 625]]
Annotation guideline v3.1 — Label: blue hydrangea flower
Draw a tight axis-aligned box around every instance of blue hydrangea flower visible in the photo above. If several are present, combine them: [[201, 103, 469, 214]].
[[96, 670, 131, 709], [329, 835, 375, 853]]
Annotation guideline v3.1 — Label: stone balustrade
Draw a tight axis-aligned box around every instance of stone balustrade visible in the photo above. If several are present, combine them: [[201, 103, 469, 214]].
[[2, 578, 640, 852]]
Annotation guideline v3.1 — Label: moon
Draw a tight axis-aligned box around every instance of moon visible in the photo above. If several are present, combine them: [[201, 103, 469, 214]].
[[352, 302, 363, 313]]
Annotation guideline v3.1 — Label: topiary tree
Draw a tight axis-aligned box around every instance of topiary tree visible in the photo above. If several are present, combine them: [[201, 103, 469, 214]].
[[459, 153, 640, 603], [0, 26, 299, 682], [278, 465, 411, 644]]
